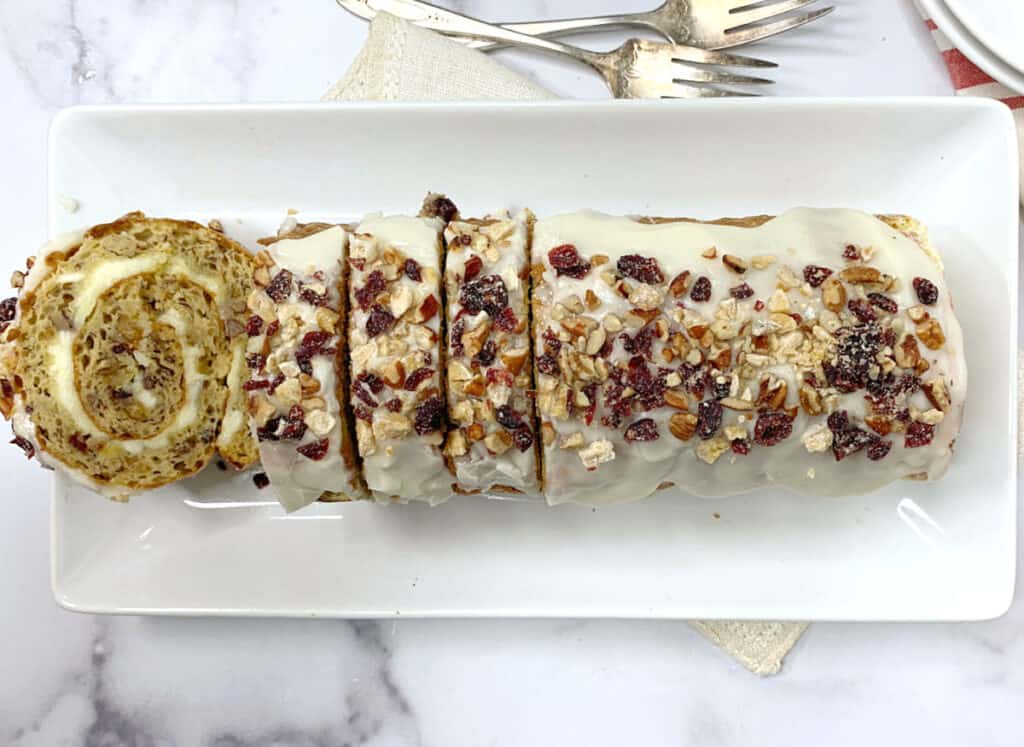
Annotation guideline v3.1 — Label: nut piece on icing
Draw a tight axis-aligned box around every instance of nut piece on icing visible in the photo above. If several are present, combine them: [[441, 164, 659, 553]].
[[801, 423, 833, 453], [695, 437, 730, 464], [578, 439, 615, 470]]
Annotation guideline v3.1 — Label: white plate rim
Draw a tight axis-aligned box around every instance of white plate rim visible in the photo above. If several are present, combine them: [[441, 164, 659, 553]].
[[45, 98, 1019, 621], [919, 0, 1024, 96], [943, 0, 1024, 79]]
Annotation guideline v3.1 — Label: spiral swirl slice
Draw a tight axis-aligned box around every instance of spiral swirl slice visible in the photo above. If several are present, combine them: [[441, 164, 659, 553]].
[[0, 213, 257, 497]]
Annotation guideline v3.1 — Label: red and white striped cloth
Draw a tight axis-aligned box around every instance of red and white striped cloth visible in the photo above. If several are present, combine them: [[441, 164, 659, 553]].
[[914, 1, 1023, 202]]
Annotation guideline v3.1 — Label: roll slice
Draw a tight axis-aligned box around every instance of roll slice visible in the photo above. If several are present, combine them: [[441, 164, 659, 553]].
[[246, 222, 367, 510], [532, 208, 966, 506], [0, 213, 257, 497], [442, 210, 540, 494], [348, 213, 452, 504]]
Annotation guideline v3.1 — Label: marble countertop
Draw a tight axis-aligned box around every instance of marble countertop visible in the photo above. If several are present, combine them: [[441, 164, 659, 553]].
[[2, 0, 1021, 744]]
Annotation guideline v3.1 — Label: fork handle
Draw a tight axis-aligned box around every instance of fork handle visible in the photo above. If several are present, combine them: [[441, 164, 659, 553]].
[[361, 0, 606, 67], [460, 14, 658, 51]]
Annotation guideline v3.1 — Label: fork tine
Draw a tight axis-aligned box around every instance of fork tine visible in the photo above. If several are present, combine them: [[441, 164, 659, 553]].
[[663, 83, 761, 99], [728, 0, 820, 25], [724, 7, 835, 42], [670, 45, 778, 68], [671, 62, 773, 86]]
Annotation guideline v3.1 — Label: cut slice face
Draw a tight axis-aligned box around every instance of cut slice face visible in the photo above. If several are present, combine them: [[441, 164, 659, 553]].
[[443, 210, 540, 494], [348, 214, 452, 504], [246, 222, 367, 511]]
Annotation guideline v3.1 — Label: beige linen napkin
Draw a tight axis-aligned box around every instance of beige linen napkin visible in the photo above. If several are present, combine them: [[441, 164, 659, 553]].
[[324, 12, 808, 676]]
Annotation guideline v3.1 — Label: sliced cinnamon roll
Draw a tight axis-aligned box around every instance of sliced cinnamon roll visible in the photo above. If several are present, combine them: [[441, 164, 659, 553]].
[[0, 213, 257, 497]]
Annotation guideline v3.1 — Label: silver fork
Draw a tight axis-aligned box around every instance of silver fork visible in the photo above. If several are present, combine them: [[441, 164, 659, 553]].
[[463, 0, 835, 50], [336, 0, 776, 99], [338, 0, 834, 51]]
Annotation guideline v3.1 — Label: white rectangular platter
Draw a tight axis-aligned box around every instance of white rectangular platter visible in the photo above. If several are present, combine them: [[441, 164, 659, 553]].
[[47, 99, 1018, 620]]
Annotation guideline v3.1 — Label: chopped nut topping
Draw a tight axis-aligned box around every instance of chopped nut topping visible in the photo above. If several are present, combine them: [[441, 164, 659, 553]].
[[695, 437, 729, 464], [799, 384, 823, 416], [839, 266, 885, 285], [915, 318, 945, 350], [801, 423, 833, 452], [922, 378, 951, 412], [893, 334, 921, 369], [751, 255, 776, 270], [767, 288, 790, 313], [722, 254, 748, 274], [579, 439, 615, 470], [907, 305, 930, 323], [821, 276, 846, 312]]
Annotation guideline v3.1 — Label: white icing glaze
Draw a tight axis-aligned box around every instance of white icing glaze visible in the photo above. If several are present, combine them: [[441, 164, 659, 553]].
[[350, 214, 451, 504], [443, 210, 539, 494], [20, 230, 85, 295], [251, 226, 366, 512], [533, 208, 966, 506], [216, 338, 248, 449]]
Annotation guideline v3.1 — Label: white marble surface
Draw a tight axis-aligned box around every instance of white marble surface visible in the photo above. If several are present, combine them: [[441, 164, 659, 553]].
[[1, 0, 1021, 744]]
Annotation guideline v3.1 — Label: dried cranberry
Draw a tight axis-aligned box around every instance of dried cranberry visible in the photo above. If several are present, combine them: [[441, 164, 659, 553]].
[[867, 439, 892, 460], [299, 284, 330, 307], [457, 234, 472, 246], [473, 341, 497, 367], [496, 405, 524, 431], [617, 254, 664, 285], [826, 323, 883, 393], [252, 472, 270, 489], [627, 356, 666, 411], [803, 265, 833, 287], [10, 435, 33, 458], [696, 400, 722, 440], [905, 421, 935, 448], [753, 411, 794, 446], [353, 406, 372, 422], [266, 320, 280, 338], [867, 293, 897, 314], [827, 410, 850, 432], [827, 409, 882, 461], [548, 244, 591, 279], [365, 305, 395, 338], [847, 299, 877, 323], [622, 324, 656, 359], [730, 283, 754, 299], [624, 418, 659, 442], [754, 299, 765, 312], [257, 417, 281, 442], [348, 257, 366, 272], [245, 353, 265, 371], [536, 353, 560, 376], [404, 258, 422, 282], [731, 439, 751, 455], [690, 276, 712, 302], [512, 426, 534, 452], [913, 277, 938, 305], [843, 244, 861, 261], [450, 318, 466, 357], [413, 396, 445, 435], [419, 294, 440, 323], [297, 438, 330, 461], [493, 307, 518, 333], [430, 195, 459, 222], [542, 329, 562, 356], [581, 382, 599, 426], [486, 368, 514, 388], [0, 297, 17, 323], [265, 269, 294, 302], [384, 398, 402, 412], [279, 415, 307, 441], [352, 379, 380, 408], [245, 315, 264, 336], [354, 270, 387, 311], [111, 343, 128, 354], [243, 377, 272, 391], [463, 255, 483, 282], [460, 275, 508, 317], [404, 367, 435, 391]]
